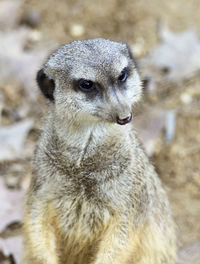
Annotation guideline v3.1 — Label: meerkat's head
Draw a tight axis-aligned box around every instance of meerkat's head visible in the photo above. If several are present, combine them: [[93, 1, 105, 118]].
[[37, 38, 142, 127]]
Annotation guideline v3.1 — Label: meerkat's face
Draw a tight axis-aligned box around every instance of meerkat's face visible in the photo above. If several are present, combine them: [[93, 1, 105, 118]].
[[37, 38, 142, 126]]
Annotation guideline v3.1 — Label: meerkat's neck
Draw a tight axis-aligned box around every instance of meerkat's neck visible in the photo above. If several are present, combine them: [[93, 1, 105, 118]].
[[59, 121, 108, 149], [56, 118, 128, 148], [45, 113, 132, 165]]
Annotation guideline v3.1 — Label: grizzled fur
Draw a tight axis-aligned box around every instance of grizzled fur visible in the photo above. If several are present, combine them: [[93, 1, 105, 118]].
[[23, 38, 176, 264]]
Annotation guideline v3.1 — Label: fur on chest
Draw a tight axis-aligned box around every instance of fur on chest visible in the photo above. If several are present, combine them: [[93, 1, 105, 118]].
[[54, 196, 114, 248]]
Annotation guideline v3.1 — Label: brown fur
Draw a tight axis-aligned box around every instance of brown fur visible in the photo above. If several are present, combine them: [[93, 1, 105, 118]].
[[23, 38, 176, 264]]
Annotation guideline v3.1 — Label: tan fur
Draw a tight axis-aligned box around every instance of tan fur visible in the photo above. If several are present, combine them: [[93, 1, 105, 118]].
[[23, 39, 176, 263]]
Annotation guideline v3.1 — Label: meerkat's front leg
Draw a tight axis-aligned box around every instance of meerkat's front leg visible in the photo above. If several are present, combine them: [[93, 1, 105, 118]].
[[23, 201, 60, 264], [92, 219, 132, 264]]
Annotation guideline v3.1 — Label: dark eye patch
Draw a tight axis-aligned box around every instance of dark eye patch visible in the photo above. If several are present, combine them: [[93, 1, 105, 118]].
[[77, 79, 95, 92], [118, 67, 129, 83]]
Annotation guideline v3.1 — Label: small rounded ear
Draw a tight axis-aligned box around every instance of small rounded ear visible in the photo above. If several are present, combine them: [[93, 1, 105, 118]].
[[36, 69, 55, 102]]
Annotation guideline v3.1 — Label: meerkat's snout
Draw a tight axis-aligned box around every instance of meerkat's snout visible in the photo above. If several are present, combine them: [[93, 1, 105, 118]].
[[105, 87, 133, 125], [113, 98, 133, 125], [116, 113, 132, 125], [115, 106, 133, 125]]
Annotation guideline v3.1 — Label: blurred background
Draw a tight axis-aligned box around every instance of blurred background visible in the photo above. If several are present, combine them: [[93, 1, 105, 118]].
[[0, 0, 200, 263]]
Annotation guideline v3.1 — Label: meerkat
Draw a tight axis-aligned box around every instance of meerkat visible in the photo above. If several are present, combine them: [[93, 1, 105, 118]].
[[23, 38, 176, 264]]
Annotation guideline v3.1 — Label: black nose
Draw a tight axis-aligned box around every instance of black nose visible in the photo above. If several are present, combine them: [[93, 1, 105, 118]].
[[116, 113, 132, 125]]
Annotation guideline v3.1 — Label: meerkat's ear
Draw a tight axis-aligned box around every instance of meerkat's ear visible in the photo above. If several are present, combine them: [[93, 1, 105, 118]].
[[121, 42, 138, 69], [36, 69, 55, 102]]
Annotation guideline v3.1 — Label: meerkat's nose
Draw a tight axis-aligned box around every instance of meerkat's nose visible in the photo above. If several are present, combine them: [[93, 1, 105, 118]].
[[107, 87, 132, 125], [116, 113, 132, 125]]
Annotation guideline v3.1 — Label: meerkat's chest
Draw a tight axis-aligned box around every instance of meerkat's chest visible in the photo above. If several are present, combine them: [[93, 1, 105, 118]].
[[53, 169, 136, 239], [54, 195, 112, 249]]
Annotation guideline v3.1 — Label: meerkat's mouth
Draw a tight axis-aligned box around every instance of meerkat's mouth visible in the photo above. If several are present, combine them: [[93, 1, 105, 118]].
[[116, 113, 132, 125]]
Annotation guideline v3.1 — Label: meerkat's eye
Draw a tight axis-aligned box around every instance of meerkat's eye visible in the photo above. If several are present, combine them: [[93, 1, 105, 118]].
[[118, 68, 128, 83], [78, 79, 95, 92]]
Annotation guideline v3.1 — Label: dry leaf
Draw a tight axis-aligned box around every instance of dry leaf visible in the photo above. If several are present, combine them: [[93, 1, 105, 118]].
[[134, 107, 167, 156], [0, 0, 23, 30], [141, 27, 200, 83], [177, 242, 200, 264], [0, 28, 52, 100], [0, 236, 23, 264], [0, 120, 33, 161], [0, 178, 25, 233]]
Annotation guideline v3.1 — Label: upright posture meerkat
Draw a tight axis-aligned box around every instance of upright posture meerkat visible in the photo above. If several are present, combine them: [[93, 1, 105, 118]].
[[23, 38, 176, 264]]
